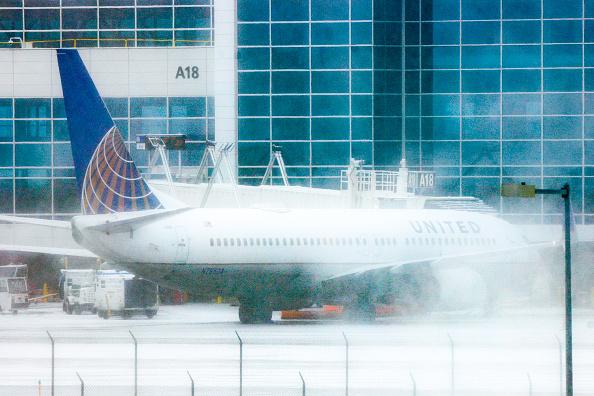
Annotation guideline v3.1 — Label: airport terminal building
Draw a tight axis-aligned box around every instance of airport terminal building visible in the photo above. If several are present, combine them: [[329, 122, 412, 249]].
[[0, 0, 592, 224]]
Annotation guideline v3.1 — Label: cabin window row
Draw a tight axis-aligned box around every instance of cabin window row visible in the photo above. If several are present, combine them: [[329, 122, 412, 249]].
[[405, 237, 497, 246], [209, 236, 371, 248]]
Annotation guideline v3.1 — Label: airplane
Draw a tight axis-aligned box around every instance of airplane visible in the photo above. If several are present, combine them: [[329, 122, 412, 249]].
[[0, 49, 554, 323]]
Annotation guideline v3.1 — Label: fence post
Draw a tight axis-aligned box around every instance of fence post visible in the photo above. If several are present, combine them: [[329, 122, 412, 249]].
[[342, 332, 349, 396], [447, 333, 454, 396], [409, 372, 416, 396], [235, 331, 243, 396], [555, 335, 562, 396], [187, 371, 194, 396], [129, 330, 138, 396], [76, 372, 84, 396], [46, 331, 54, 396], [527, 372, 532, 396], [299, 371, 306, 396]]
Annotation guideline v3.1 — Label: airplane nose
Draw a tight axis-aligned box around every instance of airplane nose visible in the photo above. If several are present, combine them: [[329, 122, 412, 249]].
[[70, 216, 84, 245]]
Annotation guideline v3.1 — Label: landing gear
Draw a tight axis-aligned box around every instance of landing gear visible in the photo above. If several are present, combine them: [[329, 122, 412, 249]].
[[238, 299, 273, 324]]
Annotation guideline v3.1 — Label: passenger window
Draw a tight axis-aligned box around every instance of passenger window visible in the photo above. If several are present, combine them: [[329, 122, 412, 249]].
[[237, 238, 241, 247], [303, 238, 308, 246], [210, 238, 214, 247], [223, 238, 228, 247], [296, 238, 301, 246], [355, 238, 360, 245], [243, 238, 248, 246], [289, 238, 294, 246], [282, 238, 287, 246], [230, 239, 234, 247], [310, 238, 315, 245], [275, 238, 280, 246], [316, 238, 321, 245], [262, 239, 267, 247], [256, 238, 261, 246], [268, 238, 273, 246]]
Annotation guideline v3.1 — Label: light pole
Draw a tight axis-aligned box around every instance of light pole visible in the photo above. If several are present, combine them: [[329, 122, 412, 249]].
[[501, 182, 573, 396]]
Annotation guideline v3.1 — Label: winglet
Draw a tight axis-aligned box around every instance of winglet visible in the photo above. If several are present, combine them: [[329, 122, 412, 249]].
[[56, 49, 162, 214]]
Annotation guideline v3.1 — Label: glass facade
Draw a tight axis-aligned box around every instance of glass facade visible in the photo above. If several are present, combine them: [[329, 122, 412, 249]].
[[237, 0, 594, 224], [0, 96, 213, 216], [0, 0, 213, 48]]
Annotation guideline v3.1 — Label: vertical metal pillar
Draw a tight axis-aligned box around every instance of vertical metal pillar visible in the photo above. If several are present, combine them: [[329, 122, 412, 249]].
[[129, 330, 138, 396], [342, 332, 349, 396], [561, 183, 573, 396], [76, 372, 84, 396], [187, 371, 194, 396], [299, 371, 306, 396], [46, 331, 54, 396], [447, 333, 454, 396], [409, 372, 416, 396], [555, 335, 562, 396], [235, 331, 243, 396]]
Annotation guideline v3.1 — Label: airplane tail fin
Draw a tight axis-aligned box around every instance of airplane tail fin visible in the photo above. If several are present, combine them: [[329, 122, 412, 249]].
[[56, 49, 162, 214]]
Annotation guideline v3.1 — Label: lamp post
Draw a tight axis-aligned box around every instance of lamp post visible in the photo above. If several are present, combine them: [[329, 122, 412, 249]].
[[501, 182, 573, 396]]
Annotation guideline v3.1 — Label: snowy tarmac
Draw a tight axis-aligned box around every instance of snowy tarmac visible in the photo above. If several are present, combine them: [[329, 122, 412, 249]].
[[1, 302, 593, 396]]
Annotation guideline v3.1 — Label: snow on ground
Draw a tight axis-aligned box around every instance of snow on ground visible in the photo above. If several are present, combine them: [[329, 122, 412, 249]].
[[1, 302, 593, 396]]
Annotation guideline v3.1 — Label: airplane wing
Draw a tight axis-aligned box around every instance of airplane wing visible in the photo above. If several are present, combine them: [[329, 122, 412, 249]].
[[0, 215, 96, 258]]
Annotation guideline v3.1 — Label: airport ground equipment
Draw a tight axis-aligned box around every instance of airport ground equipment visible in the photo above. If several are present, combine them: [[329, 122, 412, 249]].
[[0, 264, 29, 313], [261, 147, 289, 186], [60, 269, 96, 315], [95, 271, 159, 319]]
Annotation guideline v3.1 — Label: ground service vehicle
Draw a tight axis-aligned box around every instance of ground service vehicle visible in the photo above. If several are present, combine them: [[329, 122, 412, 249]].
[[0, 264, 29, 313], [60, 269, 96, 315], [95, 271, 159, 319]]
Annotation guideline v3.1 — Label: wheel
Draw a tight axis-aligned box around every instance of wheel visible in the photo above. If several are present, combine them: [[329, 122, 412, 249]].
[[145, 309, 157, 319], [62, 302, 67, 312], [238, 300, 272, 324], [74, 305, 82, 315]]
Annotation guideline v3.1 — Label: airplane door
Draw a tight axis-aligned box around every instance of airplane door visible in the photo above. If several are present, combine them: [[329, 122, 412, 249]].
[[174, 226, 189, 263]]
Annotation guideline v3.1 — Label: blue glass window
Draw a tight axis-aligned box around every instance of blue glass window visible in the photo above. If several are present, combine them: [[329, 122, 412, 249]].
[[15, 120, 51, 142], [62, 8, 97, 30], [352, 0, 372, 20], [502, 70, 541, 92], [130, 119, 167, 140], [312, 47, 349, 69], [169, 119, 206, 140], [352, 142, 372, 163], [238, 118, 269, 140], [544, 69, 582, 92], [544, 141, 581, 165], [421, 71, 459, 93], [503, 141, 541, 166], [238, 96, 270, 117], [349, 22, 371, 45], [272, 95, 309, 116], [352, 95, 372, 116], [169, 97, 205, 117], [462, 22, 500, 45], [312, 118, 349, 140], [585, 21, 594, 43], [53, 120, 69, 141], [137, 30, 172, 47], [272, 71, 309, 94], [100, 31, 135, 47], [238, 48, 270, 70], [421, 22, 459, 45], [352, 71, 372, 93], [502, 45, 541, 68], [503, 21, 541, 44], [503, 0, 540, 19], [312, 23, 349, 45], [0, 121, 12, 142], [544, 93, 582, 115], [461, 94, 499, 116], [130, 97, 166, 118], [544, 117, 582, 139], [421, 142, 460, 165], [544, 45, 582, 68], [24, 32, 60, 48], [462, 142, 500, 166], [104, 98, 128, 118], [351, 46, 372, 69], [423, 95, 460, 116], [15, 99, 50, 119], [272, 47, 309, 69], [0, 144, 12, 167], [544, 20, 583, 44], [0, 99, 12, 119], [53, 144, 74, 167], [586, 69, 594, 91], [53, 179, 79, 214], [0, 10, 22, 30], [587, 0, 594, 17], [99, 8, 135, 29], [239, 72, 270, 94], [175, 7, 210, 28], [502, 94, 541, 115], [462, 0, 500, 20], [421, 117, 460, 140], [238, 142, 269, 166], [25, 9, 59, 30], [312, 0, 349, 20], [544, 0, 582, 18], [312, 142, 349, 165], [462, 70, 500, 93], [502, 117, 541, 139], [137, 8, 173, 29], [15, 144, 50, 166], [239, 24, 269, 46], [421, 0, 460, 21], [277, 142, 309, 166], [272, 118, 309, 140], [271, 23, 308, 46], [462, 117, 500, 139], [422, 46, 459, 69], [15, 179, 51, 214], [312, 71, 349, 93], [462, 46, 500, 69], [312, 95, 349, 116], [271, 0, 309, 21], [238, 0, 268, 21], [352, 117, 372, 139]]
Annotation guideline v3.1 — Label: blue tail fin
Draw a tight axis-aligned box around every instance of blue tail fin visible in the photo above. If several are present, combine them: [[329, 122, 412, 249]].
[[56, 49, 162, 214]]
